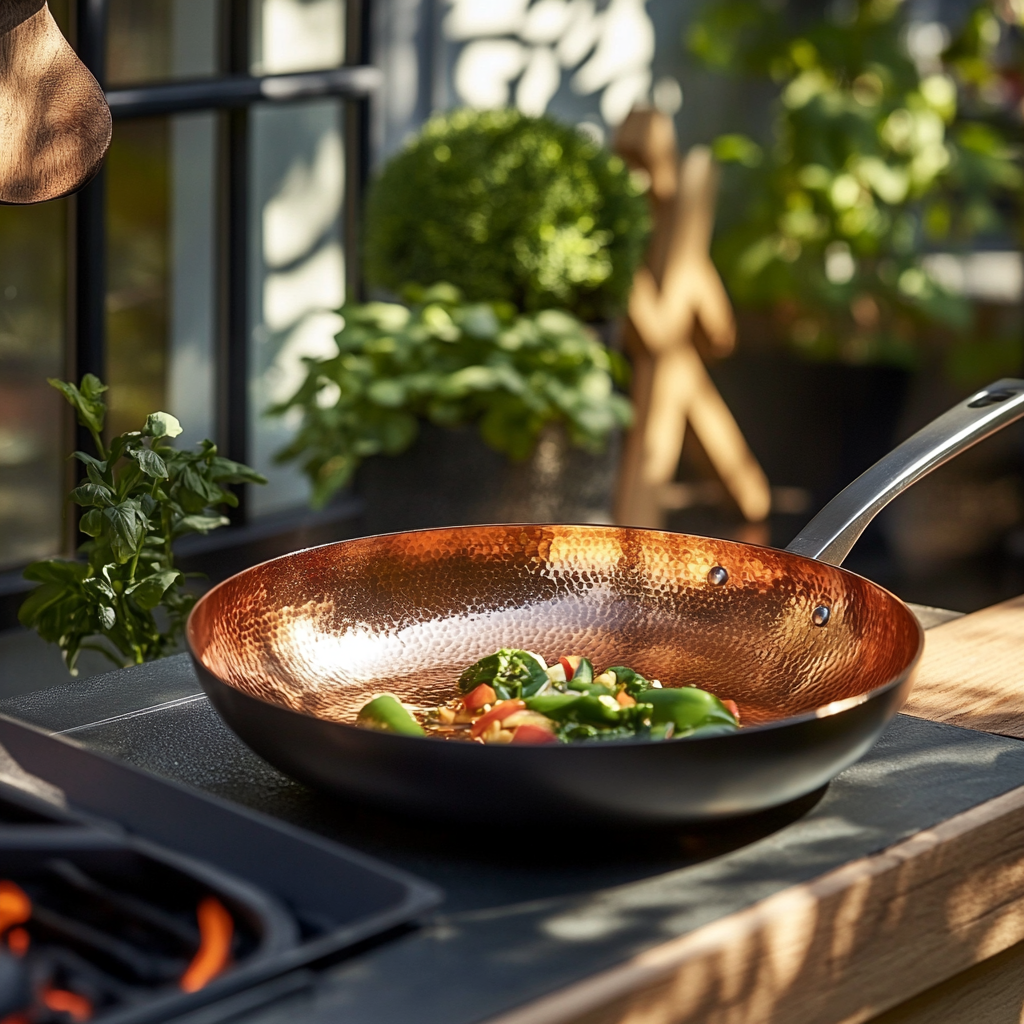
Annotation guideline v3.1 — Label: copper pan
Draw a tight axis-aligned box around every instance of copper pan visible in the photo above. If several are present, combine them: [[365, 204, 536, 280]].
[[188, 380, 1024, 825]]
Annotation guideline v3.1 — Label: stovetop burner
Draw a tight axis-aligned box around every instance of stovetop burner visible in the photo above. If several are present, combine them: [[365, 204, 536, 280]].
[[0, 789, 295, 1024], [0, 716, 440, 1024]]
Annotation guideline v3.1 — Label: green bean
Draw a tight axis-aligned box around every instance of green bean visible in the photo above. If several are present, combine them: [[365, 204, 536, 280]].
[[356, 695, 425, 736]]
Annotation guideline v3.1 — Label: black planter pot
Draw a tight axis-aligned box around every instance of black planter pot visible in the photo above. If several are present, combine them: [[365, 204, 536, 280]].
[[355, 422, 621, 535], [707, 353, 912, 568]]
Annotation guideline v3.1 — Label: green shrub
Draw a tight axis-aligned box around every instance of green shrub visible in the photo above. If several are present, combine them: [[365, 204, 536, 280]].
[[364, 109, 649, 322], [270, 284, 632, 508], [688, 0, 1023, 368]]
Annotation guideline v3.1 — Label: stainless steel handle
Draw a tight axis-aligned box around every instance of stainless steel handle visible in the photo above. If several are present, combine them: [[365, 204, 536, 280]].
[[786, 379, 1024, 565]]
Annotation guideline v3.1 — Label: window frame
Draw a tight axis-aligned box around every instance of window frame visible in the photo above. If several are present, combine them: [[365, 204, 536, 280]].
[[0, 0, 373, 630]]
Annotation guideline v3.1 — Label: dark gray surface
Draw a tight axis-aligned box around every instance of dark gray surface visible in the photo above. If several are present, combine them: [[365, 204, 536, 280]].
[[2, 651, 1024, 1023], [0, 627, 118, 697], [0, 652, 202, 732]]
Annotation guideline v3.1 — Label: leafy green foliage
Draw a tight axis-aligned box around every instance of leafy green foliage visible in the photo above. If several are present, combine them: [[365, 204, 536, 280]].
[[19, 376, 266, 675], [270, 284, 632, 509], [457, 648, 550, 700], [364, 109, 650, 321], [687, 0, 1023, 366]]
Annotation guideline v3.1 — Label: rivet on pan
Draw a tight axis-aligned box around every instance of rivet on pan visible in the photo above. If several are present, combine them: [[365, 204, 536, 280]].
[[812, 606, 831, 627], [707, 566, 729, 586]]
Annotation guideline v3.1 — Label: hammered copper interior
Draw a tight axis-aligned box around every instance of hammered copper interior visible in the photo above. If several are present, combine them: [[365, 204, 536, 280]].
[[188, 525, 921, 731]]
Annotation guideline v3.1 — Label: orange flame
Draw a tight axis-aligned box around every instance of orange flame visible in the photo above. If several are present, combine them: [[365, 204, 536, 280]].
[[0, 883, 30, 935], [6, 928, 28, 958], [41, 989, 92, 1023], [179, 897, 233, 993]]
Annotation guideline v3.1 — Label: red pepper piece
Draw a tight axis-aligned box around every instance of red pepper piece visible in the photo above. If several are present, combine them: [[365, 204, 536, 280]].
[[463, 683, 496, 712], [470, 700, 526, 739], [510, 724, 559, 744], [559, 656, 579, 680]]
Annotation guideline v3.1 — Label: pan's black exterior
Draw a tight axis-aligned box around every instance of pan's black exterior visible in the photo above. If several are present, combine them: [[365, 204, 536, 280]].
[[187, 524, 925, 826], [193, 656, 919, 825]]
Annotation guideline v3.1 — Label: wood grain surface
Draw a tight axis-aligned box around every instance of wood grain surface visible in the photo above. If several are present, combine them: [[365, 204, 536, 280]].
[[903, 594, 1024, 738], [869, 939, 1024, 1024], [490, 784, 1024, 1024], [488, 597, 1024, 1024], [0, 0, 111, 204]]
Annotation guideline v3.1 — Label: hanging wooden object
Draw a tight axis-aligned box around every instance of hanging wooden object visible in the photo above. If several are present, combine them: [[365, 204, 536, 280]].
[[613, 108, 771, 531], [0, 0, 111, 204]]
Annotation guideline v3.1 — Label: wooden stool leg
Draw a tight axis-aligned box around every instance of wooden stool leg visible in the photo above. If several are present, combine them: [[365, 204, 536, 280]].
[[682, 346, 772, 523], [615, 330, 660, 528], [613, 112, 771, 531]]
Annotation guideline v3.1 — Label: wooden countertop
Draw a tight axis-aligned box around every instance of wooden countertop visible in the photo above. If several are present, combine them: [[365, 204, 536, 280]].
[[492, 595, 1024, 1024]]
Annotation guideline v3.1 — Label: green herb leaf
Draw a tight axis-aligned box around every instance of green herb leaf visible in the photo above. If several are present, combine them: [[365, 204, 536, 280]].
[[172, 514, 230, 536], [22, 560, 88, 585], [17, 583, 70, 629], [208, 456, 267, 485], [22, 376, 265, 674], [70, 483, 115, 507], [49, 374, 107, 436], [131, 447, 169, 479], [83, 574, 117, 602], [142, 412, 183, 439], [79, 509, 105, 538], [73, 451, 107, 473], [103, 501, 147, 563], [127, 570, 181, 610]]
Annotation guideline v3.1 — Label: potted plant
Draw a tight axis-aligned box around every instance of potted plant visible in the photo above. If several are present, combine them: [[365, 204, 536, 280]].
[[689, 0, 1021, 368], [683, 0, 1023, 561], [272, 109, 649, 530], [19, 376, 265, 674]]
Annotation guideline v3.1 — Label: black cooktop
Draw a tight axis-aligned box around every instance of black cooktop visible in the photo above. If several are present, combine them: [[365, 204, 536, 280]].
[[0, 702, 438, 1023], [4, 653, 1024, 1024]]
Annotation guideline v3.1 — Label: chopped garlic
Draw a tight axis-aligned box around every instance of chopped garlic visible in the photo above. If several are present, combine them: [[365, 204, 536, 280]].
[[546, 663, 567, 684], [502, 710, 555, 730]]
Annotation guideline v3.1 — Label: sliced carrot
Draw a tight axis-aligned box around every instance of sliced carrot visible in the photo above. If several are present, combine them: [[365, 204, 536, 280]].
[[470, 700, 526, 739], [463, 683, 496, 712]]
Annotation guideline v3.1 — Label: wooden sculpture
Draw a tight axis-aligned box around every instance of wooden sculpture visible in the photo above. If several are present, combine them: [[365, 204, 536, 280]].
[[0, 0, 110, 204], [613, 108, 771, 531]]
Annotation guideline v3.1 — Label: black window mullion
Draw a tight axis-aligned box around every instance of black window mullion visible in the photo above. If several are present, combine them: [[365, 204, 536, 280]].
[[70, 0, 108, 464], [105, 67, 381, 118], [221, 0, 252, 525], [345, 0, 372, 302]]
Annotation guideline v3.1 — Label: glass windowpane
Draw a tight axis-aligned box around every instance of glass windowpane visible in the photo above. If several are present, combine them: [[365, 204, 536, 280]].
[[107, 0, 223, 86], [0, 203, 68, 569], [106, 115, 218, 451], [250, 0, 346, 75], [248, 100, 346, 515]]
